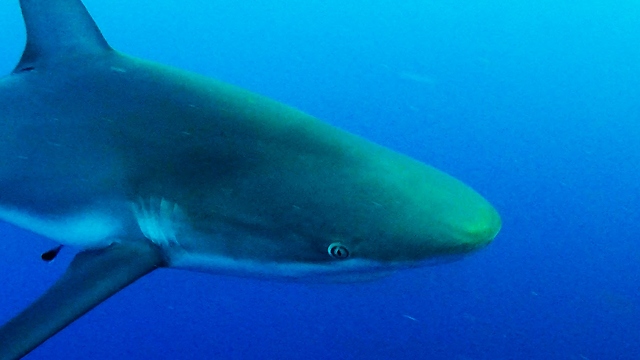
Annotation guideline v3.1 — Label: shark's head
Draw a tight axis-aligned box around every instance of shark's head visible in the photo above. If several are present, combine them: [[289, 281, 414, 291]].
[[167, 117, 502, 281], [311, 153, 502, 276]]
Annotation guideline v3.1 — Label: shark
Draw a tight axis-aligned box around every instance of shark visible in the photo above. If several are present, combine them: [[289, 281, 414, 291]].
[[0, 0, 501, 358]]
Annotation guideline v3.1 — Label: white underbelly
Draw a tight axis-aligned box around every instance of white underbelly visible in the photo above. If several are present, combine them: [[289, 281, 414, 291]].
[[0, 205, 124, 248]]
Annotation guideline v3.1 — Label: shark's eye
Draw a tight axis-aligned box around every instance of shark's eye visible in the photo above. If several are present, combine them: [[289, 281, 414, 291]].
[[328, 243, 350, 259]]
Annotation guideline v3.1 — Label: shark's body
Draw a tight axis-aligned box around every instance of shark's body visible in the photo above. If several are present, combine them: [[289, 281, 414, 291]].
[[0, 0, 501, 358]]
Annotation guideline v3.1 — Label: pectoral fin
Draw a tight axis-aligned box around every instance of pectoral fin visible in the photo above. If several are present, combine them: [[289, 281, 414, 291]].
[[0, 241, 165, 360]]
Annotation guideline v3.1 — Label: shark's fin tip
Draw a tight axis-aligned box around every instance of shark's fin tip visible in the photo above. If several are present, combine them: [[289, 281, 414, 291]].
[[15, 0, 112, 70]]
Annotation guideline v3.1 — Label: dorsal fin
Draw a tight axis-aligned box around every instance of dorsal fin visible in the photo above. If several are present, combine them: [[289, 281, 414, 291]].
[[15, 0, 112, 71]]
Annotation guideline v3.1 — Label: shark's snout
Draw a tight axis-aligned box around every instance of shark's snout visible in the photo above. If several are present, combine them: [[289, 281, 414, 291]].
[[332, 152, 503, 265], [401, 172, 502, 260], [414, 186, 502, 260], [447, 202, 502, 252]]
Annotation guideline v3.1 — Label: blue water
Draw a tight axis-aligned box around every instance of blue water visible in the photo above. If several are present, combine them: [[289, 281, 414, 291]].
[[1, 0, 639, 359]]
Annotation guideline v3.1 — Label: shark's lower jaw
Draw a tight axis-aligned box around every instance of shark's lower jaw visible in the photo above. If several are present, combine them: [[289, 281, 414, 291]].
[[168, 251, 396, 282]]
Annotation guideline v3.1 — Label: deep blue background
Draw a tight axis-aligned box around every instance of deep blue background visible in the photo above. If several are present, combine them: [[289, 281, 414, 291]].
[[1, 0, 639, 359]]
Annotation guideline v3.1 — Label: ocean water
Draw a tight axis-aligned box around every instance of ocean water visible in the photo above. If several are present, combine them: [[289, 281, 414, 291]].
[[0, 0, 639, 359]]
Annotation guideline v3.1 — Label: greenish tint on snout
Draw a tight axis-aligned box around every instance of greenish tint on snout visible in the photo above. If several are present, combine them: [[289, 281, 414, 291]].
[[332, 149, 502, 264]]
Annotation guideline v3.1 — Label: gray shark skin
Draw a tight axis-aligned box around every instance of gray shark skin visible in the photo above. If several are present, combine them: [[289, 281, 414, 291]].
[[0, 0, 501, 358]]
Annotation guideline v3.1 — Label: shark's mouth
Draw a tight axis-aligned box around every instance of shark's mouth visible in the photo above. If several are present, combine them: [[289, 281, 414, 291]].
[[168, 251, 400, 282]]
